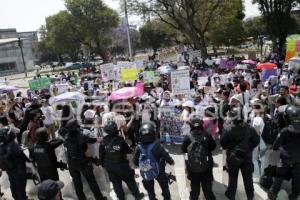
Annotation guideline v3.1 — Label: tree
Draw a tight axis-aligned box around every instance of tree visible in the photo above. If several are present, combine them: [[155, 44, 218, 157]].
[[253, 0, 299, 56], [110, 18, 141, 56], [127, 0, 243, 58], [139, 20, 175, 52], [45, 11, 82, 61], [208, 0, 245, 47], [65, 0, 119, 62], [36, 26, 56, 63], [243, 16, 267, 41]]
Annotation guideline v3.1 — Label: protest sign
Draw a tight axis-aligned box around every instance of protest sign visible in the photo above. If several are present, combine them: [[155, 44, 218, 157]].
[[197, 77, 207, 86], [117, 61, 134, 69], [100, 63, 115, 81], [219, 59, 237, 69], [285, 35, 300, 62], [135, 60, 144, 69], [160, 106, 184, 143], [28, 78, 51, 90], [120, 68, 138, 81], [171, 70, 190, 95], [143, 71, 156, 84], [188, 50, 201, 59]]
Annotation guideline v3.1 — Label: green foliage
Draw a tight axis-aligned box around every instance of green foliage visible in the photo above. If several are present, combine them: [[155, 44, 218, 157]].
[[65, 0, 119, 61], [243, 16, 267, 40], [139, 20, 175, 52], [45, 11, 82, 61], [110, 19, 141, 56], [208, 0, 245, 47], [253, 0, 300, 55], [40, 0, 120, 62], [127, 0, 245, 58]]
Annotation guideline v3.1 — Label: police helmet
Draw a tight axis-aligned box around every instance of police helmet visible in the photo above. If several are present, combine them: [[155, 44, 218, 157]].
[[36, 127, 49, 143], [65, 119, 80, 137], [103, 121, 119, 135], [189, 116, 203, 130], [65, 119, 80, 131], [139, 123, 156, 143], [285, 105, 300, 133]]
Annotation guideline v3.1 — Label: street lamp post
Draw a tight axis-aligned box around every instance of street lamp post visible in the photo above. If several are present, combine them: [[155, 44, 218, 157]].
[[123, 0, 133, 61], [17, 37, 27, 77], [258, 35, 264, 60]]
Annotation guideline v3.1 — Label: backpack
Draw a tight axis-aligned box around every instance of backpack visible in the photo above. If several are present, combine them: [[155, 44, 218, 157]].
[[64, 133, 81, 161], [138, 142, 160, 181], [261, 116, 278, 145], [227, 127, 250, 166], [187, 133, 211, 173], [0, 143, 13, 171]]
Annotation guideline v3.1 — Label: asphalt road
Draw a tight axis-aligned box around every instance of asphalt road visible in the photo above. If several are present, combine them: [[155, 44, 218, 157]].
[[0, 140, 285, 200]]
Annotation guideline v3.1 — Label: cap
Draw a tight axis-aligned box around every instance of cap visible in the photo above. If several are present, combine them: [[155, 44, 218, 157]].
[[84, 109, 96, 119], [38, 180, 64, 200]]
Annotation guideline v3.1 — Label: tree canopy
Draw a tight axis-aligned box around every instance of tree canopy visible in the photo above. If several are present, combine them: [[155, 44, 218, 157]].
[[139, 20, 175, 52], [65, 0, 119, 61], [208, 0, 245, 47], [127, 0, 245, 58], [253, 0, 300, 56], [40, 0, 120, 62], [243, 16, 267, 41], [45, 11, 82, 61]]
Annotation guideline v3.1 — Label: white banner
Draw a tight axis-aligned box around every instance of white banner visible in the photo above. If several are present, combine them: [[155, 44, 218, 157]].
[[171, 70, 190, 95], [100, 63, 119, 81], [189, 50, 201, 59], [101, 64, 115, 81]]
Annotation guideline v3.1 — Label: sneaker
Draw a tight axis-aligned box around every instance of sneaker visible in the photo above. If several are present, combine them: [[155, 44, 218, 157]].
[[225, 191, 234, 200], [289, 194, 298, 200], [267, 190, 277, 200], [135, 192, 145, 200]]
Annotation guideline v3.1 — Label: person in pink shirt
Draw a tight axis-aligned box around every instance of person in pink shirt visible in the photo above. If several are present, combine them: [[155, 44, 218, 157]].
[[202, 106, 218, 139], [27, 110, 42, 145]]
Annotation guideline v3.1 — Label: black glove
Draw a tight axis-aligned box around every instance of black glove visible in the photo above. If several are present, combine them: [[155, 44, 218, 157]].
[[56, 161, 68, 170]]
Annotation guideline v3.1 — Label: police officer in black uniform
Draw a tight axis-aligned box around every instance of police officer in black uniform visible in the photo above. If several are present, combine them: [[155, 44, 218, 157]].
[[64, 119, 106, 200], [221, 109, 259, 200], [268, 105, 300, 200], [181, 116, 216, 200], [133, 122, 174, 200], [0, 126, 30, 200], [33, 127, 66, 182], [99, 121, 143, 200]]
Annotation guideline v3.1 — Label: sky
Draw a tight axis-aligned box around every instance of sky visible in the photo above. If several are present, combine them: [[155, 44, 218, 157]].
[[0, 0, 260, 32]]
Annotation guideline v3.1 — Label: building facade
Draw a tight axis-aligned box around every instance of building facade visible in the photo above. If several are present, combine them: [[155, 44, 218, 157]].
[[0, 29, 38, 75]]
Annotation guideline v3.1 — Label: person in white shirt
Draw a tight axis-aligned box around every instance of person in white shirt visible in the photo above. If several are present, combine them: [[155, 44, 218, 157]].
[[41, 99, 56, 139], [81, 109, 99, 159], [237, 82, 251, 106], [181, 100, 194, 135], [251, 103, 266, 181], [102, 103, 134, 139]]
